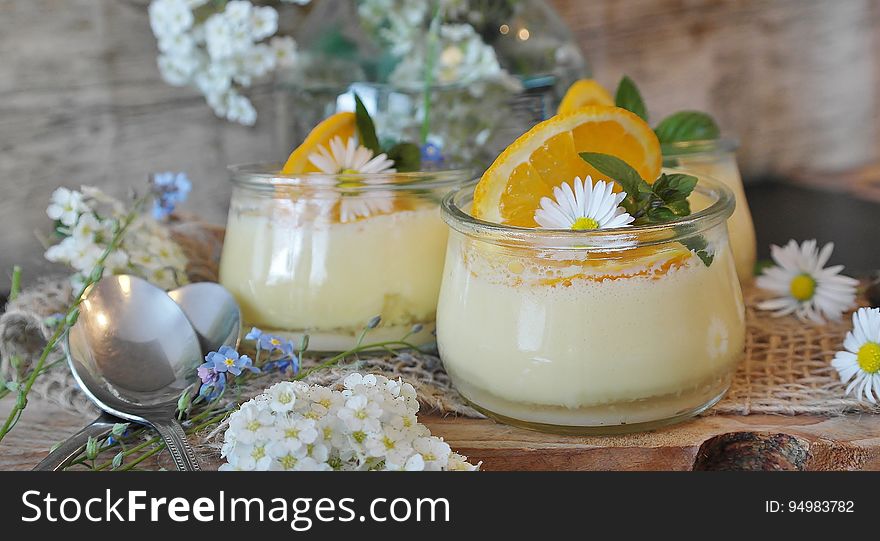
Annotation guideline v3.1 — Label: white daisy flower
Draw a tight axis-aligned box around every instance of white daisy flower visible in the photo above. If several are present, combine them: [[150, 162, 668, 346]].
[[756, 240, 858, 324], [308, 136, 395, 175], [832, 307, 880, 403], [534, 176, 634, 230], [307, 136, 397, 222]]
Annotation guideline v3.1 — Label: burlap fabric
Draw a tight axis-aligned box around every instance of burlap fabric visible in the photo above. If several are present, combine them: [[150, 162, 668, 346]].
[[1, 219, 876, 424]]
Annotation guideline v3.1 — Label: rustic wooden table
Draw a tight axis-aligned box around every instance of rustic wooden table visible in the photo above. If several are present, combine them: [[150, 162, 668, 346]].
[[4, 395, 880, 471]]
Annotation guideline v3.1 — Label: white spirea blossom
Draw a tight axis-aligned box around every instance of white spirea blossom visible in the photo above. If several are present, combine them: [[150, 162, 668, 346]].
[[44, 186, 188, 291], [220, 375, 481, 471], [148, 0, 309, 125]]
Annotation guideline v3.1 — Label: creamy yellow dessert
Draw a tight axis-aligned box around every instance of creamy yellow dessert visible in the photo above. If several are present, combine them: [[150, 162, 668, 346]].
[[437, 237, 745, 428], [436, 105, 747, 432], [220, 198, 447, 350], [220, 110, 465, 350]]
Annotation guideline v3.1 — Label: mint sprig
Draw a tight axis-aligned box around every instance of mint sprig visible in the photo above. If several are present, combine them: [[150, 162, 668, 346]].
[[353, 93, 381, 155], [352, 93, 421, 172], [613, 77, 720, 144], [614, 75, 647, 122], [579, 151, 713, 266], [385, 142, 421, 173], [654, 111, 720, 144]]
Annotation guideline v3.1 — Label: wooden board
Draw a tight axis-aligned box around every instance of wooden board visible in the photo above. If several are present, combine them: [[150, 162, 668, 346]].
[[2, 394, 879, 471]]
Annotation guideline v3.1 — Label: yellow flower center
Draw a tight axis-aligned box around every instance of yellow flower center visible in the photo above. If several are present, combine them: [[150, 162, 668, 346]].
[[251, 445, 265, 460], [383, 436, 396, 450], [279, 455, 297, 470], [284, 428, 299, 439], [857, 342, 880, 374], [789, 274, 816, 301], [571, 217, 599, 231], [270, 338, 281, 346], [246, 420, 261, 432], [224, 358, 235, 366]]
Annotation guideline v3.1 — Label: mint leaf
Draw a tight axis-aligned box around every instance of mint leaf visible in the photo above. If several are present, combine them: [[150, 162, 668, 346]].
[[385, 142, 421, 172], [754, 259, 774, 276], [666, 199, 691, 216], [579, 152, 648, 197], [646, 207, 675, 223], [653, 173, 697, 203], [654, 111, 720, 143], [353, 93, 381, 154], [615, 76, 647, 121], [681, 236, 714, 267]]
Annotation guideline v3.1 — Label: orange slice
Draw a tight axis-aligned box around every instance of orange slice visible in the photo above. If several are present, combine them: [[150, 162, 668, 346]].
[[473, 106, 662, 227], [280, 112, 357, 174], [557, 79, 614, 114]]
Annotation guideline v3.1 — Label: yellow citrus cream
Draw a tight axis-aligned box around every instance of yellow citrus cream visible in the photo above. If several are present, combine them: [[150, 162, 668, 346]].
[[436, 181, 746, 432], [219, 169, 465, 351]]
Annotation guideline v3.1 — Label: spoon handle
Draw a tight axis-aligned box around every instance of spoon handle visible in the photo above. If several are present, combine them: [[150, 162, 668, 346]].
[[33, 414, 118, 471], [150, 417, 201, 471]]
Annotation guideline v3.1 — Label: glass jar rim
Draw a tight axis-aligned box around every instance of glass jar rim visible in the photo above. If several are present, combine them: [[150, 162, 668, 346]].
[[441, 170, 736, 250], [228, 163, 474, 193], [661, 137, 739, 157]]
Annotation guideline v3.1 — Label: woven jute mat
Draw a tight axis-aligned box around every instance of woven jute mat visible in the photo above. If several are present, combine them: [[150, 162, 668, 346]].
[[1, 219, 875, 424]]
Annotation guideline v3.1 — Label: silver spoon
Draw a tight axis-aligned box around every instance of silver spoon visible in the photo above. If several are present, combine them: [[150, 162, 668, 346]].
[[35, 277, 239, 471]]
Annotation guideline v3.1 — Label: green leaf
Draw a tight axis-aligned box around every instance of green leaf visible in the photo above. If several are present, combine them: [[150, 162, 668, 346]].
[[654, 111, 720, 143], [615, 76, 648, 121], [353, 94, 381, 154], [579, 152, 649, 197], [681, 236, 714, 267], [385, 142, 421, 173], [646, 207, 676, 223], [666, 199, 691, 216], [754, 258, 774, 276], [653, 173, 697, 203]]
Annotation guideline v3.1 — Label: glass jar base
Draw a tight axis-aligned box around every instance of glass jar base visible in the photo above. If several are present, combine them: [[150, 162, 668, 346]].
[[454, 373, 732, 435], [249, 321, 436, 353]]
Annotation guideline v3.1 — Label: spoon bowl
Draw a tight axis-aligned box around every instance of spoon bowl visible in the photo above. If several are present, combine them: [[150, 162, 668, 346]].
[[36, 278, 242, 471], [66, 275, 204, 470]]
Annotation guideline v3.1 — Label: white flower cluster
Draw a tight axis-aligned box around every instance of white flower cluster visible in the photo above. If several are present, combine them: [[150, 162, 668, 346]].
[[358, 1, 518, 93], [44, 187, 189, 291], [149, 0, 306, 125], [220, 374, 480, 471]]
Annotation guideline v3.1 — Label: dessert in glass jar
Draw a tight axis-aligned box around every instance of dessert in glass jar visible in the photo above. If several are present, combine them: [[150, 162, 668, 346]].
[[663, 139, 756, 283], [436, 105, 746, 433], [219, 110, 468, 350], [558, 77, 756, 283]]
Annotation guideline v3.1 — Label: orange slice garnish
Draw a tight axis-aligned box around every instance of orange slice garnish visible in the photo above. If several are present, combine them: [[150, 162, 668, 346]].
[[557, 79, 614, 114], [472, 106, 662, 227], [280, 112, 356, 174]]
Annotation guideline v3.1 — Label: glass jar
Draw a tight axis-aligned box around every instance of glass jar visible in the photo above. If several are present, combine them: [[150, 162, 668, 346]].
[[219, 165, 469, 351], [277, 0, 588, 168], [663, 139, 757, 283], [437, 174, 745, 434]]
